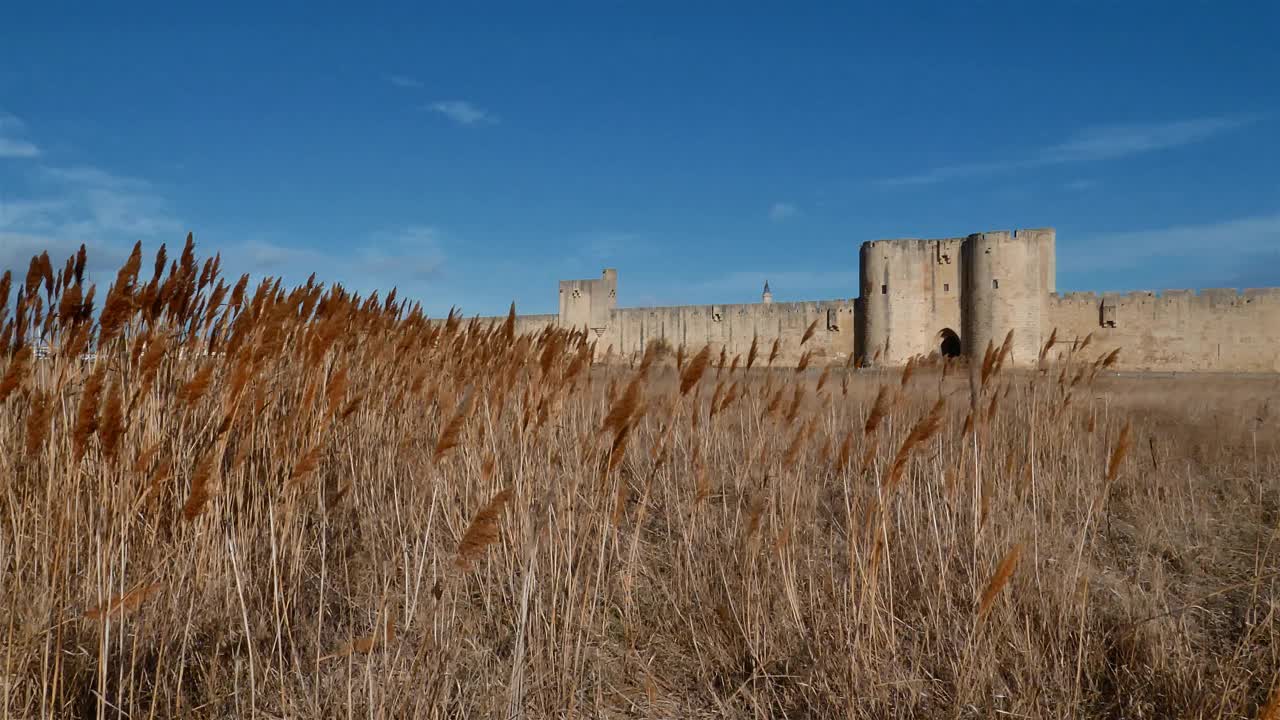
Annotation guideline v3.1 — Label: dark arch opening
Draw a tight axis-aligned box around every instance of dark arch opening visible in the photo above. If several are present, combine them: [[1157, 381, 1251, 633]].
[[938, 328, 962, 358]]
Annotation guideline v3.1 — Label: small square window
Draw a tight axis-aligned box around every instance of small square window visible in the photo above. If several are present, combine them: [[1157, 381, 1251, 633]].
[[881, 284, 888, 295], [943, 283, 950, 292], [992, 279, 999, 289]]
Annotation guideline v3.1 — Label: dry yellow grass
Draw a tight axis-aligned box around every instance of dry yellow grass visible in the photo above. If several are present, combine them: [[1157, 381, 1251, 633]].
[[1, 239, 1278, 718]]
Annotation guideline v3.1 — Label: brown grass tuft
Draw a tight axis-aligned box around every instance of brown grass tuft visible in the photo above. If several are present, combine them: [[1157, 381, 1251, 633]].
[[181, 450, 219, 521], [99, 380, 125, 465], [679, 345, 712, 397], [885, 397, 945, 492], [84, 582, 164, 621], [800, 318, 819, 346], [603, 373, 644, 437], [816, 364, 831, 393], [341, 612, 397, 656], [900, 356, 915, 387], [178, 363, 216, 410], [835, 429, 854, 470], [434, 387, 476, 463], [72, 365, 106, 462], [0, 346, 32, 403], [995, 330, 1015, 372], [23, 389, 53, 456], [326, 366, 350, 417], [1038, 327, 1059, 368], [456, 487, 513, 570], [1106, 421, 1132, 484], [289, 444, 323, 487], [980, 340, 997, 388], [864, 385, 891, 436], [795, 349, 813, 374], [977, 543, 1023, 623]]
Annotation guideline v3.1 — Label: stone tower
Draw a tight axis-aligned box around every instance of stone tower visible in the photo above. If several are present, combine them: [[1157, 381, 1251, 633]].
[[959, 228, 1054, 367], [859, 236, 964, 365], [558, 268, 618, 332], [857, 228, 1055, 368], [762, 280, 773, 304]]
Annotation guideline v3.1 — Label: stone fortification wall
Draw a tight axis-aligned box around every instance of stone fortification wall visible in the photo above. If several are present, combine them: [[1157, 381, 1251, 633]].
[[1044, 288, 1280, 373], [442, 313, 559, 337], [451, 225, 1279, 375], [597, 299, 858, 367]]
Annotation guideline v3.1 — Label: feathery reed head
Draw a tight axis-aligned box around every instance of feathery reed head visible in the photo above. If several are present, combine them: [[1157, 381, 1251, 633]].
[[800, 318, 819, 346], [1106, 421, 1132, 483], [680, 345, 712, 396], [456, 487, 513, 570], [977, 543, 1023, 623], [433, 386, 476, 463], [864, 385, 891, 436]]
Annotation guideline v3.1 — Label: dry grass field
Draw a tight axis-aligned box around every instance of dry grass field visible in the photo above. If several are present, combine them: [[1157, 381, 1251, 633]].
[[2, 239, 1279, 718]]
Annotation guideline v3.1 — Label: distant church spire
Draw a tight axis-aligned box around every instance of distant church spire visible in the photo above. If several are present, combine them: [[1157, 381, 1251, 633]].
[[762, 280, 773, 305]]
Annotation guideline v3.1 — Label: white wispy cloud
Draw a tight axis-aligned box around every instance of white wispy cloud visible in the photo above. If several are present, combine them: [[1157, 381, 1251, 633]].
[[1062, 213, 1280, 274], [0, 112, 40, 158], [40, 165, 152, 189], [429, 100, 498, 126], [195, 225, 453, 312], [768, 202, 799, 221], [33, 165, 183, 239], [881, 116, 1254, 186], [0, 232, 132, 287], [0, 199, 69, 230], [0, 119, 456, 306], [0, 138, 39, 158], [218, 225, 445, 288], [354, 225, 446, 277], [388, 74, 423, 89], [1, 165, 184, 283], [1041, 117, 1248, 163]]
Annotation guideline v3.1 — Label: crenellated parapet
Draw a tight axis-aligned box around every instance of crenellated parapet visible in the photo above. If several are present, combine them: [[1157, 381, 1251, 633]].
[[1044, 286, 1280, 372]]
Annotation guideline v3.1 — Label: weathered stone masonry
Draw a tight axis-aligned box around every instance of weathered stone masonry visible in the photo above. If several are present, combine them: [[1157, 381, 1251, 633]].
[[473, 228, 1280, 373]]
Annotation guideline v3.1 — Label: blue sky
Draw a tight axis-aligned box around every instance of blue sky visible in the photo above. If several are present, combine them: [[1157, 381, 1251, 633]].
[[1, 2, 1277, 315]]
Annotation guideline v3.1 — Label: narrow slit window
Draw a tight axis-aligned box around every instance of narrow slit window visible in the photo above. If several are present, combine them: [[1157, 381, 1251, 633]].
[[992, 279, 999, 289], [881, 284, 888, 295], [943, 283, 950, 292]]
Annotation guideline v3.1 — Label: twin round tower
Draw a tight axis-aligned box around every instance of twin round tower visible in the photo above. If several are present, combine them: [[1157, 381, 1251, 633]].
[[860, 228, 1056, 367]]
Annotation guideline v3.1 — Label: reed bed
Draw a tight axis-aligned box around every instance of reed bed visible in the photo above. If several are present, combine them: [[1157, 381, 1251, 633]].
[[1, 239, 1278, 718]]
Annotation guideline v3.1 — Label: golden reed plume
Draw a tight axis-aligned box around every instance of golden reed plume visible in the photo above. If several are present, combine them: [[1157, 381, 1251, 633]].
[[456, 487, 513, 570]]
